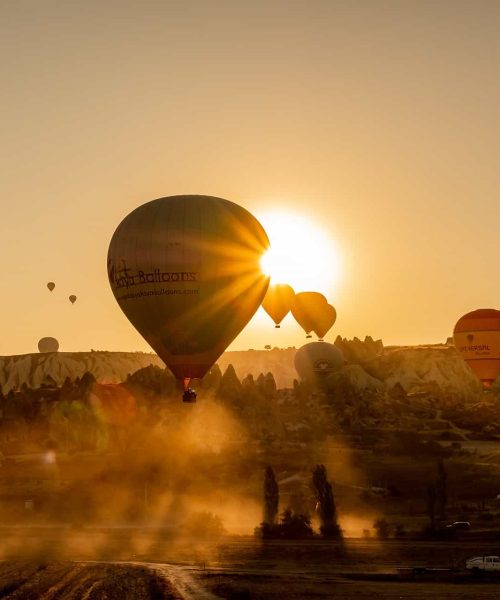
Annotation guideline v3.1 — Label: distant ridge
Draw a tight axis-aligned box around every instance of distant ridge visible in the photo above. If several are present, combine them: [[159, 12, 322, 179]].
[[0, 339, 483, 397]]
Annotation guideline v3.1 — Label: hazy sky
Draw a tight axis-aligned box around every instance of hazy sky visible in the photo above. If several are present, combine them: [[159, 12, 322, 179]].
[[2, 0, 500, 355]]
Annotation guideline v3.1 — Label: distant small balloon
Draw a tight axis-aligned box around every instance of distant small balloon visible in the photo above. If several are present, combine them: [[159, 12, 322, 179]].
[[47, 282, 55, 292], [262, 283, 295, 328], [291, 292, 328, 338], [314, 304, 337, 340], [264, 344, 272, 350], [38, 337, 59, 353], [69, 295, 77, 304]]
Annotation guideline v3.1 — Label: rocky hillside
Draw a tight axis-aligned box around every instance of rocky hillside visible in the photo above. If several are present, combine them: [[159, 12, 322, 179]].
[[0, 337, 484, 397]]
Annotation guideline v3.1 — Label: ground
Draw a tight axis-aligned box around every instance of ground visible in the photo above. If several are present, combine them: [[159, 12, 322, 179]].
[[0, 533, 499, 598]]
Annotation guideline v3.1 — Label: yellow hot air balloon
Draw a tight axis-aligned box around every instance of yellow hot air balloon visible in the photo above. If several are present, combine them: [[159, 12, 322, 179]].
[[261, 283, 295, 328], [47, 282, 55, 292], [291, 292, 328, 338], [107, 195, 269, 400], [313, 304, 337, 341], [453, 308, 500, 388]]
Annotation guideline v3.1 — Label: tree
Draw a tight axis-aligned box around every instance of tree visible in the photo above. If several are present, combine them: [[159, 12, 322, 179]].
[[436, 459, 447, 521], [312, 464, 342, 538], [263, 466, 279, 526], [373, 517, 391, 540], [427, 482, 436, 532]]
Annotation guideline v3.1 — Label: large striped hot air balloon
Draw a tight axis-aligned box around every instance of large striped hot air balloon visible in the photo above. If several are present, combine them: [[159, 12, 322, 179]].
[[453, 308, 500, 388], [107, 195, 269, 400]]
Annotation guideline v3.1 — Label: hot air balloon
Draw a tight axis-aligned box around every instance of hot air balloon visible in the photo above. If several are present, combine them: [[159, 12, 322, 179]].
[[291, 292, 328, 338], [294, 341, 344, 381], [47, 282, 55, 292], [262, 283, 295, 328], [69, 295, 77, 304], [314, 304, 337, 341], [38, 337, 59, 353], [453, 309, 500, 388], [107, 195, 269, 401]]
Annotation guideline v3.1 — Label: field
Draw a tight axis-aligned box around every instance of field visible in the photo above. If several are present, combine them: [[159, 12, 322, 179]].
[[0, 532, 499, 598]]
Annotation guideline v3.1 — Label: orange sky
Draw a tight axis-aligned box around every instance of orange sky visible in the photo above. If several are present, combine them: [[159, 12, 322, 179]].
[[2, 0, 500, 355]]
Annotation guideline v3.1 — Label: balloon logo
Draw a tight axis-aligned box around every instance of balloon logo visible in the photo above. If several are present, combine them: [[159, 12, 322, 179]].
[[107, 195, 270, 389], [453, 308, 500, 388], [69, 295, 77, 304], [261, 283, 295, 328], [47, 282, 55, 292]]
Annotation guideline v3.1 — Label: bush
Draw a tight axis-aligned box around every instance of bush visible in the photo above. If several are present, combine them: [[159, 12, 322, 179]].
[[373, 518, 391, 540]]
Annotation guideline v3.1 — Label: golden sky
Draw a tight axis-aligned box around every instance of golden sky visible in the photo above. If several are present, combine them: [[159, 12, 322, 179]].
[[2, 0, 500, 355]]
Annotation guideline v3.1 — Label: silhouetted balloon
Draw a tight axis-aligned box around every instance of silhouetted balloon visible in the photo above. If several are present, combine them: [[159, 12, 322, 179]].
[[47, 282, 55, 292], [262, 283, 295, 328], [107, 195, 269, 387], [291, 292, 328, 338], [38, 337, 59, 353], [314, 304, 337, 340], [69, 295, 77, 304], [264, 344, 272, 350], [453, 308, 500, 388], [294, 342, 344, 381]]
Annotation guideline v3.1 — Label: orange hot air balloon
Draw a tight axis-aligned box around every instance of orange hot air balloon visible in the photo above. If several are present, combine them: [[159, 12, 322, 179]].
[[107, 195, 269, 398], [69, 295, 77, 304], [47, 282, 55, 292], [313, 304, 337, 341], [291, 291, 328, 338], [262, 283, 295, 328], [453, 308, 500, 388]]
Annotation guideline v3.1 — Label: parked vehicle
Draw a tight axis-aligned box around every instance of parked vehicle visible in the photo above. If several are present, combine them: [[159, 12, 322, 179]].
[[466, 556, 500, 572], [445, 521, 471, 530]]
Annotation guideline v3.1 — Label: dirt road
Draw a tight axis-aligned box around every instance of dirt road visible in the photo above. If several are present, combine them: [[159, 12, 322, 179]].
[[0, 562, 179, 599]]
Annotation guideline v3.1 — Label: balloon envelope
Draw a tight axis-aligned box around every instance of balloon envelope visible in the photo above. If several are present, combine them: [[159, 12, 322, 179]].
[[47, 282, 55, 292], [291, 292, 328, 336], [453, 308, 500, 388], [38, 337, 59, 353], [294, 341, 344, 381], [313, 304, 337, 340], [69, 295, 77, 304], [107, 195, 269, 383], [262, 283, 295, 327]]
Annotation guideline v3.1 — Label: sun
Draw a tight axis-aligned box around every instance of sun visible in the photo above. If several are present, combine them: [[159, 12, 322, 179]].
[[258, 211, 340, 295]]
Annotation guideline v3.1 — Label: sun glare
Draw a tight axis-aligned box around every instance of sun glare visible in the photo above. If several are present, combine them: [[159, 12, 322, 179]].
[[258, 211, 340, 295]]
